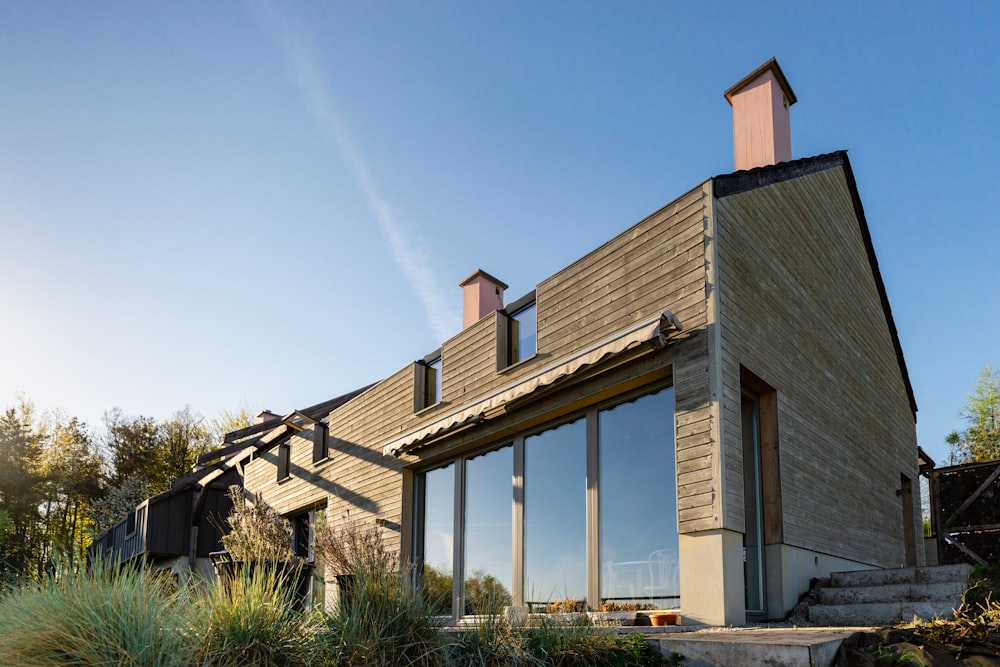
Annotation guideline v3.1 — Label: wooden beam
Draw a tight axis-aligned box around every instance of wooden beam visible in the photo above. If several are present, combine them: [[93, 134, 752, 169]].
[[942, 463, 1000, 529]]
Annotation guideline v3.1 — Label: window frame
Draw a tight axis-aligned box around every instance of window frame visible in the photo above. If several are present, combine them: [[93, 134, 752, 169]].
[[312, 422, 329, 464], [497, 291, 537, 371], [277, 443, 291, 482], [412, 379, 676, 619], [414, 350, 443, 412]]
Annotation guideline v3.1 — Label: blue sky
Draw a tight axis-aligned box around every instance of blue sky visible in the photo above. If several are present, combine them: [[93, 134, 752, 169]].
[[1, 1, 997, 467]]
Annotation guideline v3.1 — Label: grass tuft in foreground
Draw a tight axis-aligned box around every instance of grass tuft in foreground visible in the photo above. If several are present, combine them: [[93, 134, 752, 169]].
[[0, 560, 193, 667]]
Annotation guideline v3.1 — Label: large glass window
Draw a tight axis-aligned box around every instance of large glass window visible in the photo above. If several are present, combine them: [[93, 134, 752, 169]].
[[464, 446, 513, 613], [414, 384, 678, 617], [599, 387, 677, 607], [525, 418, 586, 607], [420, 463, 455, 614]]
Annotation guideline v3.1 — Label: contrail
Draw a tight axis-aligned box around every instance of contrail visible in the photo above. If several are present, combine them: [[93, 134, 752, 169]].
[[251, 1, 460, 343]]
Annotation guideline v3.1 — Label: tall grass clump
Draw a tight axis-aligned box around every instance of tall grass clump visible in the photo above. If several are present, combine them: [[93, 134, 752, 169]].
[[0, 559, 194, 667], [317, 520, 445, 666], [194, 561, 322, 667]]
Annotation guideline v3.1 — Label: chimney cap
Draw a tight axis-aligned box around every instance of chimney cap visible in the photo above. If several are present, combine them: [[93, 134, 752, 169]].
[[459, 269, 509, 290], [724, 57, 797, 107]]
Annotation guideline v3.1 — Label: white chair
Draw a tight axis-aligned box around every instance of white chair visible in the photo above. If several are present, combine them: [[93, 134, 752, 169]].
[[646, 549, 679, 598]]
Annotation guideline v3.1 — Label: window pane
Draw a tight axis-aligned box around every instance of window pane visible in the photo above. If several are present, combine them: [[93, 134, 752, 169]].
[[421, 463, 454, 614], [525, 418, 586, 609], [428, 357, 442, 405], [512, 304, 537, 362], [464, 445, 513, 614], [599, 387, 678, 608]]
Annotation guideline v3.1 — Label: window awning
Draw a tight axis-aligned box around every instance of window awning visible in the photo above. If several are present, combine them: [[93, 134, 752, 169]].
[[383, 310, 682, 457]]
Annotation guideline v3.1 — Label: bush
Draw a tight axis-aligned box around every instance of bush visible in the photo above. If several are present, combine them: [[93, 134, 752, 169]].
[[0, 561, 194, 667], [318, 521, 445, 666], [194, 561, 322, 667]]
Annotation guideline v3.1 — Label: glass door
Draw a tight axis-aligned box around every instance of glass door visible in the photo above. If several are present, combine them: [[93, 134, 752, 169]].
[[741, 392, 765, 617]]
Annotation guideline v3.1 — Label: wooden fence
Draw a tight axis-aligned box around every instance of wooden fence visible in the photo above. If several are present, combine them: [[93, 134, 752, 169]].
[[930, 459, 1000, 564]]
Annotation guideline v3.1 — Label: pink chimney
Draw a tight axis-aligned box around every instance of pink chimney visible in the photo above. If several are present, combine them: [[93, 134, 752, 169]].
[[460, 269, 508, 329], [724, 57, 797, 171]]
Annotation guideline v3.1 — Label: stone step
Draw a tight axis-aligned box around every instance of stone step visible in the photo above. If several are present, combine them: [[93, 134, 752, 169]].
[[831, 563, 970, 588], [808, 600, 959, 626], [819, 580, 966, 605], [654, 628, 856, 667]]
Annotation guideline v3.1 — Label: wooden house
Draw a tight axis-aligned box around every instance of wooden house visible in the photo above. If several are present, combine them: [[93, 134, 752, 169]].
[[238, 58, 921, 625], [89, 462, 241, 582]]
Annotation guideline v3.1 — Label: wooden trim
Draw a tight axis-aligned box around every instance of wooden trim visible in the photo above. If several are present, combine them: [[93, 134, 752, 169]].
[[741, 366, 783, 546]]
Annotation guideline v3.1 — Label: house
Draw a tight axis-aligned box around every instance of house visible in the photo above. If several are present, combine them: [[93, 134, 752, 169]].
[[88, 459, 241, 583], [233, 58, 922, 626]]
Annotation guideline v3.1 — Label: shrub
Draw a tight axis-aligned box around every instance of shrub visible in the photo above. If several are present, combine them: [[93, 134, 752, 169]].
[[218, 485, 297, 564], [318, 521, 445, 666], [194, 561, 321, 667], [524, 619, 668, 667], [0, 560, 194, 667]]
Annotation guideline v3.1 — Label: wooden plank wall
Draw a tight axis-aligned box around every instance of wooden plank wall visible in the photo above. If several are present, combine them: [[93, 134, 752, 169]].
[[243, 181, 719, 547], [714, 165, 919, 566]]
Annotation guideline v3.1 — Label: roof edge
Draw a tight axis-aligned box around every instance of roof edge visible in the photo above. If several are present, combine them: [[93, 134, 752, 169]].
[[712, 151, 847, 199], [712, 150, 917, 418]]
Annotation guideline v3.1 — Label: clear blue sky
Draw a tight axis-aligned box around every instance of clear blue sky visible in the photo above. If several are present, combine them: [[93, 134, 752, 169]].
[[1, 2, 997, 467]]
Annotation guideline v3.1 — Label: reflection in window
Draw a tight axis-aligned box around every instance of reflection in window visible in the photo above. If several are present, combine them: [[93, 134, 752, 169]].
[[427, 357, 442, 406], [525, 418, 586, 608], [599, 387, 678, 608], [510, 303, 537, 363], [464, 446, 513, 614], [421, 464, 454, 614]]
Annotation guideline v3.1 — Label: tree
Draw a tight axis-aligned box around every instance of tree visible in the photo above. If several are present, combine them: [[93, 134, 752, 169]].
[[160, 406, 212, 482], [37, 416, 103, 569], [0, 398, 45, 580], [208, 405, 257, 445], [946, 365, 1000, 463]]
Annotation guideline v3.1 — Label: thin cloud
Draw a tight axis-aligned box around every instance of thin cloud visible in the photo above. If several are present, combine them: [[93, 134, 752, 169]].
[[251, 1, 460, 343]]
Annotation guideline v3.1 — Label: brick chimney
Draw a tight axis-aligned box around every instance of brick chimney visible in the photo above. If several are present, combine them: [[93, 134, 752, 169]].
[[459, 269, 508, 329], [256, 410, 281, 425], [724, 57, 797, 171]]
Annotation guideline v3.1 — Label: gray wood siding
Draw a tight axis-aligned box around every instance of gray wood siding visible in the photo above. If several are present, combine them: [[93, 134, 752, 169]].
[[243, 182, 720, 547], [530, 183, 716, 531], [714, 165, 918, 566]]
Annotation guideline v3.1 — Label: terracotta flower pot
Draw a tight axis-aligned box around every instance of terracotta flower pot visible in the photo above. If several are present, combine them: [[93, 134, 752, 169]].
[[649, 612, 680, 626]]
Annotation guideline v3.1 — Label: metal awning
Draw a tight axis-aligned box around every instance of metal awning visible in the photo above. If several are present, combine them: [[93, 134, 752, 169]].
[[383, 310, 682, 456]]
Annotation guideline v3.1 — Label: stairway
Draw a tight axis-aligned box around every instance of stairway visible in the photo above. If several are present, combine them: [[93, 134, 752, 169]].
[[808, 563, 971, 626]]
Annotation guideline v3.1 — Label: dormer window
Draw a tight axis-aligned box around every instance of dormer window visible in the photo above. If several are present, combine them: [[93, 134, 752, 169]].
[[510, 302, 536, 363], [498, 291, 537, 370], [277, 443, 291, 481], [414, 351, 443, 412]]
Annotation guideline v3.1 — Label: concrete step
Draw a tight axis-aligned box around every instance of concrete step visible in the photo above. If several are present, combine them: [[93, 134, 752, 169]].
[[818, 580, 966, 605], [831, 563, 970, 588], [808, 600, 959, 626], [654, 628, 858, 667]]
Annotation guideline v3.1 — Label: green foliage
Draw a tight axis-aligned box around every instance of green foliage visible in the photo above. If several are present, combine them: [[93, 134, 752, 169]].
[[465, 569, 512, 615], [523, 619, 668, 666], [218, 485, 296, 564], [319, 522, 445, 667], [0, 399, 46, 581], [195, 561, 321, 667], [946, 365, 1000, 463], [0, 560, 195, 667], [961, 560, 1000, 614]]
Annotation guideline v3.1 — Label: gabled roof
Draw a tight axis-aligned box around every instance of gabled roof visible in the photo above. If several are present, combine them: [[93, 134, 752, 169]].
[[209, 383, 375, 449], [235, 383, 378, 456], [712, 151, 917, 417]]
